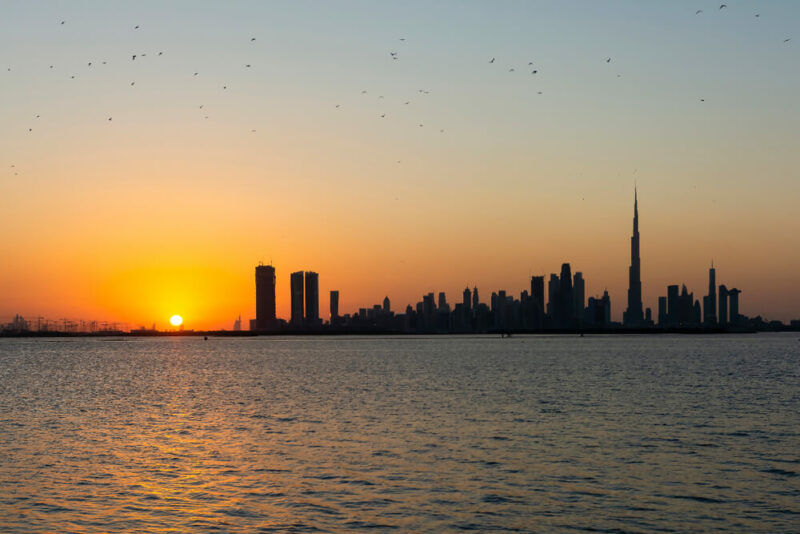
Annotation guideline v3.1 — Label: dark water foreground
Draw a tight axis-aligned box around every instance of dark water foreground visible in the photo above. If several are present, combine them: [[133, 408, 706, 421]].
[[0, 334, 797, 532]]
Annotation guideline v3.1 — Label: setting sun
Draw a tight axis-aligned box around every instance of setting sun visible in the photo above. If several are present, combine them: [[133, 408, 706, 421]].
[[169, 315, 183, 327]]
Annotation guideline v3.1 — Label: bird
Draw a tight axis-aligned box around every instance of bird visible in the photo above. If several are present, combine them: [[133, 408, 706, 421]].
[[528, 61, 534, 65], [245, 64, 251, 67], [361, 90, 367, 94], [696, 9, 703, 15], [88, 62, 92, 67], [251, 129, 256, 132], [606, 57, 612, 63], [134, 25, 139, 29], [49, 65, 53, 68], [28, 128, 32, 132], [404, 101, 410, 105], [35, 115, 40, 118], [378, 95, 384, 99], [335, 104, 340, 108], [440, 129, 444, 133], [784, 38, 792, 43], [399, 38, 405, 41], [390, 52, 397, 56], [700, 98, 705, 102], [489, 57, 495, 63], [250, 37, 256, 41], [380, 113, 386, 118], [130, 81, 135, 86], [193, 72, 198, 76], [70, 75, 75, 79], [223, 85, 227, 89], [108, 117, 112, 121], [537, 91, 542, 94], [102, 61, 107, 64], [531, 70, 538, 74], [60, 21, 64, 25], [509, 68, 515, 72], [719, 4, 727, 9], [158, 52, 163, 56], [755, 13, 760, 18], [199, 105, 204, 109], [419, 124, 423, 127], [132, 55, 137, 61]]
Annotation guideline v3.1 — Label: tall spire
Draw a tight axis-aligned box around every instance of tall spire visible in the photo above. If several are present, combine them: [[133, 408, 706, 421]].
[[624, 186, 644, 327]]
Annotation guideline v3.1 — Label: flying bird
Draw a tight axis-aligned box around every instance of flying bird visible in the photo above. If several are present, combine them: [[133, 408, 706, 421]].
[[606, 57, 612, 63], [251, 37, 256, 41], [509, 68, 515, 72], [108, 117, 112, 121], [88, 62, 92, 67], [158, 52, 163, 56], [531, 70, 537, 74], [784, 38, 792, 43], [335, 104, 340, 108], [134, 25, 139, 29], [60, 21, 64, 25], [696, 9, 703, 15], [719, 4, 727, 9], [380, 114, 385, 118], [399, 38, 405, 41], [755, 13, 760, 18], [130, 81, 135, 86], [245, 64, 251, 67], [193, 72, 198, 76], [132, 55, 137, 61], [489, 57, 495, 63]]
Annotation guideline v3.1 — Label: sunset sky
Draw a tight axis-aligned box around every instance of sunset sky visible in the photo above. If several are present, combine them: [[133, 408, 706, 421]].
[[2, 1, 799, 329]]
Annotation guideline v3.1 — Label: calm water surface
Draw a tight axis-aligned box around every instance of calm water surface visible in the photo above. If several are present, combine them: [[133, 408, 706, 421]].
[[0, 334, 798, 532]]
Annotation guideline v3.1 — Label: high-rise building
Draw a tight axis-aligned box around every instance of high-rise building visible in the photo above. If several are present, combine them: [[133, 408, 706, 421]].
[[558, 263, 574, 328], [330, 290, 339, 321], [255, 264, 276, 331], [728, 288, 740, 325], [573, 272, 585, 322], [667, 284, 680, 326], [531, 276, 545, 319], [704, 263, 717, 325], [624, 188, 644, 327], [472, 287, 479, 315], [658, 296, 667, 326], [438, 292, 449, 313], [290, 271, 304, 326], [719, 285, 729, 326], [305, 271, 320, 325], [463, 287, 471, 314], [547, 274, 560, 320], [383, 296, 391, 312]]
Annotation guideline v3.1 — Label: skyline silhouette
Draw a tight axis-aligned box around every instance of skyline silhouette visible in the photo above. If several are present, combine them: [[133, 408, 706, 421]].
[[1, 2, 799, 328]]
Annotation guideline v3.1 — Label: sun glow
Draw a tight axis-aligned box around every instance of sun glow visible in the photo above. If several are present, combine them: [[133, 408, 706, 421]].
[[170, 315, 183, 327]]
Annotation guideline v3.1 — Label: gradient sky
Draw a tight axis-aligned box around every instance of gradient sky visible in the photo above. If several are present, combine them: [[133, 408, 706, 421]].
[[2, 1, 799, 329]]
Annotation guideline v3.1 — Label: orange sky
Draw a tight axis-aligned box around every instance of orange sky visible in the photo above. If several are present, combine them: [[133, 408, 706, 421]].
[[2, 2, 799, 328]]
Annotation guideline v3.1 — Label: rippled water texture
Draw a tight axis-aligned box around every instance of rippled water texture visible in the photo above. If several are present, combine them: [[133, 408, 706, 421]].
[[1, 334, 798, 532]]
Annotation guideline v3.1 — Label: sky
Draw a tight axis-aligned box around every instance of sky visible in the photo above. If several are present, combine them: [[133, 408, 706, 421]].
[[1, 0, 799, 329]]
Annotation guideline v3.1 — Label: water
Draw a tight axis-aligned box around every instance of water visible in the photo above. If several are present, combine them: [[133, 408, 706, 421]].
[[0, 334, 798, 532]]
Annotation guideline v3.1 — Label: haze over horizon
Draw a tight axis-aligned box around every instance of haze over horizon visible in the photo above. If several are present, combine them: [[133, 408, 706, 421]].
[[2, 1, 798, 330]]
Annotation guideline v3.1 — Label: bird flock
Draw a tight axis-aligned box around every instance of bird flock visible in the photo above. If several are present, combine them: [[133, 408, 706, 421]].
[[3, 6, 795, 177]]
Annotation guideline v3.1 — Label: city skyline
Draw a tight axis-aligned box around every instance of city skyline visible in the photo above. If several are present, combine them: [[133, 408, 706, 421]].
[[1, 2, 799, 329]]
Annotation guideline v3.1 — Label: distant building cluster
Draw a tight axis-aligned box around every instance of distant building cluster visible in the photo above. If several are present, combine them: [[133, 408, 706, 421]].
[[244, 190, 784, 335]]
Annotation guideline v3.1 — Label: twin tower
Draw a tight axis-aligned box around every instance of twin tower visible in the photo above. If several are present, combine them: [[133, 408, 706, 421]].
[[254, 265, 320, 331]]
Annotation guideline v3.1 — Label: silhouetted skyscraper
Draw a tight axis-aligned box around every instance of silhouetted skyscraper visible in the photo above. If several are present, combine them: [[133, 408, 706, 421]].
[[383, 296, 390, 312], [290, 271, 304, 326], [573, 272, 585, 322], [729, 288, 740, 325], [305, 271, 319, 325], [557, 263, 574, 328], [531, 275, 545, 329], [658, 296, 667, 326], [719, 284, 729, 326], [667, 284, 679, 326], [624, 188, 644, 327], [463, 287, 471, 314], [330, 290, 339, 321], [255, 264, 276, 331], [547, 274, 560, 320], [472, 287, 479, 316], [704, 263, 717, 325]]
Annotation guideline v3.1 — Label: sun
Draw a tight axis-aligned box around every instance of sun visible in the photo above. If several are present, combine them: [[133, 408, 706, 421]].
[[169, 315, 183, 327]]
